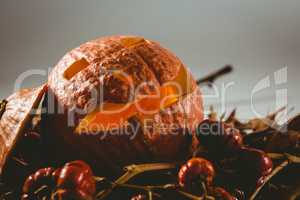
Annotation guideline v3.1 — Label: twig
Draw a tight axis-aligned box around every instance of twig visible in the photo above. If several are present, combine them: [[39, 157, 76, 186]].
[[201, 182, 208, 199], [12, 157, 29, 166], [249, 159, 290, 200], [196, 65, 233, 86], [96, 163, 177, 199], [268, 153, 300, 164], [148, 190, 153, 200], [117, 183, 215, 200], [116, 183, 176, 191]]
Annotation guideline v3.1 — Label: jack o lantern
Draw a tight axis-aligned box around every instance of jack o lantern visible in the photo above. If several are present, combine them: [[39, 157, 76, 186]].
[[42, 36, 204, 173]]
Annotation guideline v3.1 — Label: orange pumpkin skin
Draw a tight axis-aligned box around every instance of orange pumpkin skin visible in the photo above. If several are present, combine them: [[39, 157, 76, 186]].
[[42, 36, 204, 173]]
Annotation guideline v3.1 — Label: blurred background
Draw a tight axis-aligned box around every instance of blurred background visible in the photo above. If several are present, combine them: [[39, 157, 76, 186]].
[[0, 0, 299, 120]]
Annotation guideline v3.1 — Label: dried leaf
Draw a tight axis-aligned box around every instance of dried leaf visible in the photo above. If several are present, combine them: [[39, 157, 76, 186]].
[[267, 106, 287, 121], [208, 105, 218, 121], [225, 109, 247, 130], [0, 85, 47, 174], [225, 108, 237, 124], [245, 106, 287, 132], [264, 130, 300, 153], [220, 112, 226, 122], [288, 113, 300, 132]]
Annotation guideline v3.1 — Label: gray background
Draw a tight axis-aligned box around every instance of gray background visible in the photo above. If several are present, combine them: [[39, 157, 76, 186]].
[[0, 0, 299, 120]]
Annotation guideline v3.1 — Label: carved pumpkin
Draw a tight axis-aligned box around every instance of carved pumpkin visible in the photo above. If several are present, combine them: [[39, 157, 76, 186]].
[[42, 36, 204, 173]]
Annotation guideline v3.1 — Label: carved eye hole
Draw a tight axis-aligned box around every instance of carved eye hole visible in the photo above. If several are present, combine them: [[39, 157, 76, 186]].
[[63, 58, 90, 80], [120, 37, 145, 48]]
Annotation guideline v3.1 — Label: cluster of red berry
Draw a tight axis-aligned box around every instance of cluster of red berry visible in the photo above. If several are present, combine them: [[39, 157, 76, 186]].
[[21, 160, 96, 200], [131, 157, 238, 200], [178, 119, 274, 199], [129, 120, 273, 200], [197, 119, 273, 185], [20, 119, 274, 200]]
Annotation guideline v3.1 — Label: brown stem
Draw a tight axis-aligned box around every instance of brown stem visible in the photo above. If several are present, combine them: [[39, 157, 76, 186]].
[[117, 183, 176, 191], [96, 163, 177, 199], [200, 181, 208, 199], [268, 153, 300, 164], [118, 183, 215, 200], [148, 190, 153, 200], [196, 65, 233, 86], [117, 183, 216, 200], [11, 157, 29, 166]]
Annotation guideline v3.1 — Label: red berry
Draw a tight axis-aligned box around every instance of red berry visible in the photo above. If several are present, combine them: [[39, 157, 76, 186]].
[[63, 160, 93, 176], [22, 167, 55, 195], [52, 168, 62, 182], [22, 161, 96, 200], [196, 120, 243, 153], [238, 147, 273, 185], [56, 160, 96, 200], [178, 157, 215, 190], [223, 126, 243, 151]]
